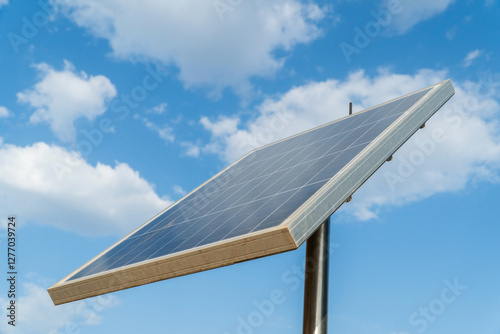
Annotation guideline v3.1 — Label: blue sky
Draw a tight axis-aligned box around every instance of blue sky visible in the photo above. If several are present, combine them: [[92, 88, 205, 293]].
[[0, 0, 499, 333]]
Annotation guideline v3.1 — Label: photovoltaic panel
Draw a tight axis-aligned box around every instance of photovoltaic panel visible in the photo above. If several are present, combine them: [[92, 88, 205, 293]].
[[48, 80, 455, 305]]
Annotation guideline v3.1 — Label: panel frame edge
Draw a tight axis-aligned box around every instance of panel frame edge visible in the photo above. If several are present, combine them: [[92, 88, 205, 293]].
[[48, 225, 296, 305], [285, 80, 455, 245]]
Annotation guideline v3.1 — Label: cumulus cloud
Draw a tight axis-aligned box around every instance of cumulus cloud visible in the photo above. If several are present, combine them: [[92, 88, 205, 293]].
[[200, 116, 240, 137], [135, 114, 175, 144], [0, 106, 10, 118], [147, 102, 168, 114], [0, 141, 171, 236], [17, 61, 116, 142], [192, 69, 500, 221], [57, 0, 326, 95], [383, 0, 455, 34], [173, 185, 186, 196], [463, 49, 483, 68], [0, 281, 119, 334], [179, 116, 240, 157], [181, 141, 202, 158]]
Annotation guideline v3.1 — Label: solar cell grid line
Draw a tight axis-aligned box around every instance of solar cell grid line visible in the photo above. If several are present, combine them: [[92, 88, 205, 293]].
[[179, 140, 348, 244], [218, 155, 348, 243], [241, 122, 340, 177], [237, 119, 360, 182], [198, 186, 312, 247], [135, 172, 239, 235], [48, 80, 455, 305], [141, 164, 250, 234], [177, 168, 247, 215], [355, 90, 429, 126], [222, 186, 315, 240], [186, 146, 315, 220], [255, 135, 367, 201], [237, 149, 326, 200], [123, 179, 324, 270], [188, 183, 315, 251], [215, 146, 313, 200], [201, 173, 278, 215]]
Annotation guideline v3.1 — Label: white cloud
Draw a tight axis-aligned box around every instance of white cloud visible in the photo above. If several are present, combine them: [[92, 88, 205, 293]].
[[147, 102, 168, 114], [173, 185, 187, 196], [463, 49, 483, 68], [0, 0, 8, 8], [181, 141, 202, 158], [0, 281, 119, 334], [0, 106, 10, 118], [179, 116, 240, 157], [136, 114, 175, 144], [0, 141, 171, 236], [384, 0, 455, 34], [157, 127, 175, 143], [193, 69, 500, 221], [200, 116, 240, 137], [58, 0, 326, 95], [17, 61, 117, 142]]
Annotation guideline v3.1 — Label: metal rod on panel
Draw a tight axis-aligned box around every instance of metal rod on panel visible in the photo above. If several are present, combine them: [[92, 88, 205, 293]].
[[303, 218, 330, 334], [349, 102, 353, 115]]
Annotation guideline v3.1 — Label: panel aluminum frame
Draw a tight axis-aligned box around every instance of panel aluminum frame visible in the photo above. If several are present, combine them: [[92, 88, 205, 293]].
[[48, 80, 454, 305]]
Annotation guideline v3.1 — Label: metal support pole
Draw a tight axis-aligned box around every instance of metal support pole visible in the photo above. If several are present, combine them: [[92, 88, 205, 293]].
[[303, 218, 330, 334]]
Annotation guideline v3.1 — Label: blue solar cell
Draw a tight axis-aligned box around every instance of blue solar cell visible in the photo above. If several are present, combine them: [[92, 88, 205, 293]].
[[68, 87, 432, 281]]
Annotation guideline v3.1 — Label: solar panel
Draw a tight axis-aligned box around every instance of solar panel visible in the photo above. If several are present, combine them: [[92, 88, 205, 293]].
[[48, 80, 455, 305]]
